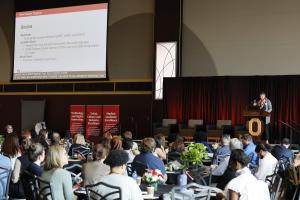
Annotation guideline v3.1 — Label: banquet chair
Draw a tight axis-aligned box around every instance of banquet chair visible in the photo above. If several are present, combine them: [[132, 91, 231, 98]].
[[0, 165, 12, 200], [265, 173, 282, 200], [171, 183, 211, 200], [195, 168, 212, 186], [72, 146, 90, 158], [132, 161, 148, 177], [37, 177, 54, 200], [126, 162, 133, 177], [85, 182, 122, 200], [20, 170, 39, 200], [64, 163, 82, 185]]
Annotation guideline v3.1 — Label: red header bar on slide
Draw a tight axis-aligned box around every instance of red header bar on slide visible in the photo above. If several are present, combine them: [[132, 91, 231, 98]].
[[16, 3, 108, 18]]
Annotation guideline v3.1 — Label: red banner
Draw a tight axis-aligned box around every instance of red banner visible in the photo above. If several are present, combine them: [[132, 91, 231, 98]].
[[103, 105, 120, 135], [86, 105, 102, 140], [70, 105, 86, 137]]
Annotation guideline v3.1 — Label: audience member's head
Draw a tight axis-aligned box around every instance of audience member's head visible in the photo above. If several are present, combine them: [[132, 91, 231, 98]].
[[229, 149, 250, 171], [51, 132, 61, 145], [154, 134, 166, 149], [241, 134, 253, 146], [103, 132, 112, 140], [221, 134, 231, 146], [230, 138, 243, 150], [282, 138, 290, 149], [123, 131, 133, 139], [44, 145, 68, 170], [141, 137, 156, 153], [20, 134, 32, 152], [28, 143, 45, 164], [39, 129, 49, 140], [99, 137, 111, 150], [104, 150, 129, 174], [73, 133, 86, 146], [255, 143, 268, 159], [171, 139, 185, 153], [111, 136, 123, 150], [122, 138, 133, 151], [5, 124, 13, 134], [2, 134, 20, 157], [92, 144, 108, 161]]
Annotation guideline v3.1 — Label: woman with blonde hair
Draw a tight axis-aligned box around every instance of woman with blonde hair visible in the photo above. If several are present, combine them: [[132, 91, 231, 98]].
[[41, 145, 73, 200]]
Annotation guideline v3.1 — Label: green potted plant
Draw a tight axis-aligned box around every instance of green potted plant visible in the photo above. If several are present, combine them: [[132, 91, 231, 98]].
[[180, 143, 208, 170]]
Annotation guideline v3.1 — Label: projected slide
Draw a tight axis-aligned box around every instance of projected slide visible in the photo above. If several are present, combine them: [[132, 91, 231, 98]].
[[13, 3, 108, 80]]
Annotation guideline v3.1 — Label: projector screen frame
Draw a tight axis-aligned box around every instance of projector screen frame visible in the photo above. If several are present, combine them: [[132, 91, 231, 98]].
[[12, 0, 110, 82]]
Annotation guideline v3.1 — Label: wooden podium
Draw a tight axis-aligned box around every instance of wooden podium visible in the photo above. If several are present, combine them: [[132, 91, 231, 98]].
[[242, 107, 270, 137]]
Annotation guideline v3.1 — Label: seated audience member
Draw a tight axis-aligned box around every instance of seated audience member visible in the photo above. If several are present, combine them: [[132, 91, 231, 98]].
[[41, 145, 73, 200], [10, 133, 32, 198], [133, 138, 167, 181], [20, 129, 32, 154], [123, 138, 136, 163], [51, 132, 61, 145], [241, 134, 258, 167], [123, 131, 139, 151], [221, 149, 270, 200], [154, 134, 168, 160], [0, 154, 11, 197], [37, 129, 51, 149], [4, 124, 14, 137], [82, 144, 110, 186], [98, 150, 143, 200], [255, 143, 278, 180], [68, 133, 87, 156], [168, 139, 185, 161], [21, 143, 45, 199], [211, 138, 243, 179], [2, 134, 21, 169], [123, 130, 133, 139], [111, 136, 123, 150], [26, 143, 45, 176], [99, 137, 112, 150], [271, 138, 293, 163], [212, 134, 231, 164]]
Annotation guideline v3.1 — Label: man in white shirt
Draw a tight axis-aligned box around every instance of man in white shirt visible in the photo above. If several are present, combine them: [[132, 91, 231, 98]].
[[255, 144, 278, 180], [99, 150, 143, 200], [222, 149, 270, 200]]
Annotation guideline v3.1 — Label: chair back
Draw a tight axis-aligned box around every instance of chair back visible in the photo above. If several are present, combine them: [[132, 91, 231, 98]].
[[64, 164, 82, 185], [265, 173, 282, 200], [126, 163, 133, 177], [194, 168, 212, 186], [38, 177, 54, 200], [72, 146, 90, 158], [132, 161, 147, 177], [85, 181, 122, 200], [276, 156, 290, 177], [0, 165, 12, 200], [20, 170, 39, 200], [171, 183, 211, 200]]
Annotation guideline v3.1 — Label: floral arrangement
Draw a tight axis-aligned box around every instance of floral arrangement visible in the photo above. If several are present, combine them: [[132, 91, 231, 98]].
[[142, 169, 164, 185], [180, 143, 208, 169]]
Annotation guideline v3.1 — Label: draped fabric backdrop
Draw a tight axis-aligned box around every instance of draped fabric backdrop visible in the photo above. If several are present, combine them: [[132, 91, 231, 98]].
[[163, 76, 300, 143]]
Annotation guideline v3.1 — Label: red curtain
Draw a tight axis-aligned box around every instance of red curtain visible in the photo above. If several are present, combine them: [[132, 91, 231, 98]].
[[163, 76, 300, 143]]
